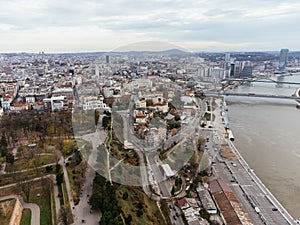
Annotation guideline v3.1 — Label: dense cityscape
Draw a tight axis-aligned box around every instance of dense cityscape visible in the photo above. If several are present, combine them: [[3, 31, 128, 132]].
[[0, 48, 300, 225]]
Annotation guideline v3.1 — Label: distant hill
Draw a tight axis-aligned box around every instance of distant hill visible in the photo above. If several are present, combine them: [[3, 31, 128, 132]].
[[160, 48, 191, 55], [110, 48, 191, 56], [287, 51, 300, 57]]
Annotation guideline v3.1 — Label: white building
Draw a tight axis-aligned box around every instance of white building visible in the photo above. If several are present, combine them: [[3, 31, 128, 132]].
[[1, 97, 13, 109], [52, 88, 73, 97], [124, 78, 153, 93], [25, 95, 35, 103], [51, 96, 67, 111], [135, 99, 147, 108], [82, 99, 111, 111], [43, 96, 67, 111], [146, 127, 166, 145], [161, 164, 175, 178]]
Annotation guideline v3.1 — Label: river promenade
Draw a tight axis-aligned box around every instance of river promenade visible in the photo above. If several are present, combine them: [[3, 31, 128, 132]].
[[211, 98, 297, 225]]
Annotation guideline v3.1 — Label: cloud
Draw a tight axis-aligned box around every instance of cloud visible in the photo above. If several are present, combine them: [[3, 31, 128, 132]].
[[0, 0, 300, 52]]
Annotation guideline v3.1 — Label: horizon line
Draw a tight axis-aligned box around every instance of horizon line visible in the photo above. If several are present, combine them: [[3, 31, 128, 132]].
[[0, 49, 297, 55]]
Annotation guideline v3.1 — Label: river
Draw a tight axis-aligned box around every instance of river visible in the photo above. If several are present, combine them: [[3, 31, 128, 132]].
[[226, 74, 300, 219]]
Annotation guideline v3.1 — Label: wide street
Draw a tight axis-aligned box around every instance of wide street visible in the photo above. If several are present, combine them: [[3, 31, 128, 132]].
[[208, 98, 296, 225], [116, 95, 206, 225]]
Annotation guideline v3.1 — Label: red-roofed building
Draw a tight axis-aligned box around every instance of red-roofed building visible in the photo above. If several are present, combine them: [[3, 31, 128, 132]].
[[185, 90, 195, 97], [178, 198, 190, 210], [135, 114, 147, 124]]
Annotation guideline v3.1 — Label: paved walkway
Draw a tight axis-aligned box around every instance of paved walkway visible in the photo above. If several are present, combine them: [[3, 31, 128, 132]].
[[0, 195, 40, 225], [0, 174, 60, 225], [72, 126, 105, 224]]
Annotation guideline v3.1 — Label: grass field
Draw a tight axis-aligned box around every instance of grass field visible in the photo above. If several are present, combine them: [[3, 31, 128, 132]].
[[20, 208, 31, 225], [204, 112, 211, 121], [50, 183, 57, 225], [116, 185, 167, 225], [6, 154, 56, 172], [61, 180, 73, 224], [29, 186, 52, 225], [57, 183, 64, 206], [0, 170, 35, 186]]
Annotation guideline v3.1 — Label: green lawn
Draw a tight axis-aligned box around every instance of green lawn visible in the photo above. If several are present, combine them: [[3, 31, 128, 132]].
[[61, 180, 73, 224], [106, 130, 112, 146], [7, 155, 56, 172], [66, 167, 80, 204], [29, 186, 52, 225], [57, 183, 64, 206], [20, 208, 31, 225], [204, 112, 211, 121], [50, 183, 57, 225], [40, 155, 57, 165], [0, 170, 37, 186]]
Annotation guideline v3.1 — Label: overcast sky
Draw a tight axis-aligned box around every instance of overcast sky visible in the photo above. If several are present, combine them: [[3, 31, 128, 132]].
[[0, 0, 299, 53]]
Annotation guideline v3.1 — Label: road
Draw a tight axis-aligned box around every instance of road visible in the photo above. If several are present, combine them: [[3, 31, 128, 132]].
[[120, 113, 159, 199], [119, 111, 184, 224], [118, 96, 206, 225], [209, 98, 297, 225], [146, 152, 185, 225], [0, 195, 40, 225]]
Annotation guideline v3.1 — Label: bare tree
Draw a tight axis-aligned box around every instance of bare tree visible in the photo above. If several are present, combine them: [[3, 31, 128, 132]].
[[32, 147, 42, 175], [17, 175, 32, 202], [59, 205, 72, 225]]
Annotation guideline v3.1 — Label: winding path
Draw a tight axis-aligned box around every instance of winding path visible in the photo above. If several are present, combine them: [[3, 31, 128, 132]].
[[0, 174, 60, 225], [0, 195, 40, 225]]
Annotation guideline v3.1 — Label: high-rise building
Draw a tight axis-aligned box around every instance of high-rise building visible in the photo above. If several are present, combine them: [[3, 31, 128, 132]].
[[240, 65, 253, 78], [225, 53, 230, 63], [95, 65, 99, 77], [229, 63, 235, 77], [279, 48, 289, 72], [106, 55, 110, 64], [224, 52, 231, 70]]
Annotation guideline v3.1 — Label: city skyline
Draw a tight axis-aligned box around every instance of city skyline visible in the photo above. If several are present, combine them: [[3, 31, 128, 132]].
[[0, 0, 300, 53]]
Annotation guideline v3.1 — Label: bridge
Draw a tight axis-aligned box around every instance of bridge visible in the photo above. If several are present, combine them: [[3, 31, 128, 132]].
[[204, 92, 300, 101], [224, 78, 300, 85]]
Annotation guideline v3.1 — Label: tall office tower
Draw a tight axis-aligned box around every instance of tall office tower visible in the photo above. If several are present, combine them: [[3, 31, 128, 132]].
[[106, 55, 110, 64], [224, 52, 231, 70], [279, 48, 289, 72], [95, 65, 100, 77], [229, 63, 235, 77], [240, 65, 253, 78], [225, 53, 230, 63]]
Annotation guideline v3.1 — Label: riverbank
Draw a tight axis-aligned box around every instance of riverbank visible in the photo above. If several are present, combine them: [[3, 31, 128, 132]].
[[211, 98, 297, 225]]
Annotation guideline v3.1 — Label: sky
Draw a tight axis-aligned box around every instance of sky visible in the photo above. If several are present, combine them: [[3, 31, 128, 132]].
[[0, 0, 300, 53]]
